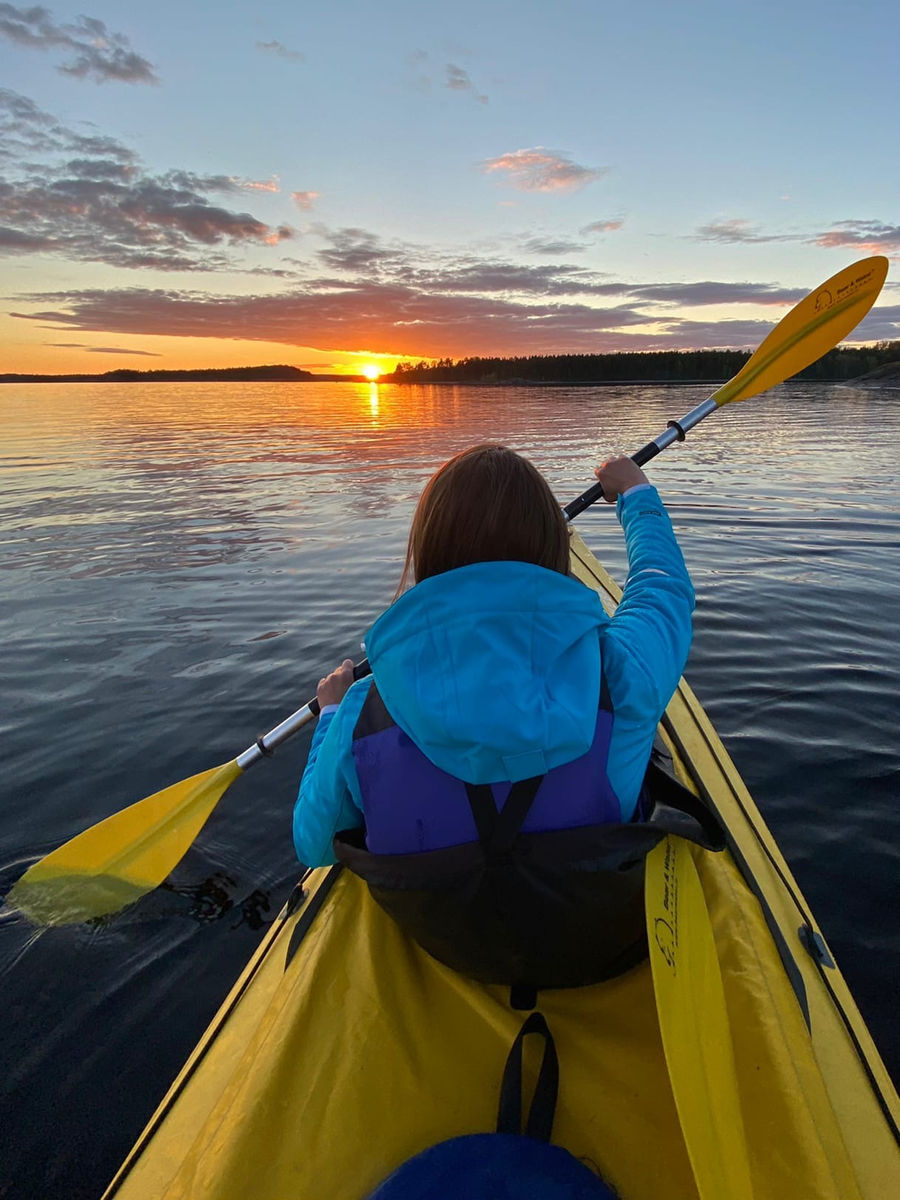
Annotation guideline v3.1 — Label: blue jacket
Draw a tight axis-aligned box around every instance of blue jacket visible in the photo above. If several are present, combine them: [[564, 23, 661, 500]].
[[294, 485, 694, 866]]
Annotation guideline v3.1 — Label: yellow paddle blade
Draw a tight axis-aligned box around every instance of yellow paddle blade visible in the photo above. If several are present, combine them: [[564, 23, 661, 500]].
[[7, 760, 242, 926], [712, 255, 888, 407], [646, 836, 754, 1200]]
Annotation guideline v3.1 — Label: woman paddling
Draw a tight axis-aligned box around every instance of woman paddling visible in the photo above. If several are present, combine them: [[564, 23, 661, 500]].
[[293, 443, 695, 990]]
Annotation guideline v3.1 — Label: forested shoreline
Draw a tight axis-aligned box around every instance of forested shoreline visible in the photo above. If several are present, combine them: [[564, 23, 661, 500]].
[[391, 343, 900, 385]]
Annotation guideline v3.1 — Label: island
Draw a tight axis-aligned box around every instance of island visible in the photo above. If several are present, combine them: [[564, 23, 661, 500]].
[[1, 365, 336, 384]]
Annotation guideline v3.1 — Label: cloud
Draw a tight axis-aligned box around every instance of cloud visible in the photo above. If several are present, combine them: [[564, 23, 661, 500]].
[[256, 39, 305, 63], [645, 317, 793, 349], [630, 281, 804, 306], [14, 215, 857, 358], [649, 307, 900, 348], [522, 236, 587, 255], [445, 63, 488, 104], [87, 345, 161, 355], [582, 219, 624, 235], [812, 220, 900, 255], [17, 260, 880, 360], [9, 283, 653, 357], [233, 175, 280, 193], [844, 304, 900, 341], [0, 86, 137, 162], [694, 218, 795, 244], [314, 226, 401, 272], [0, 224, 57, 249], [483, 147, 602, 193], [0, 90, 293, 271], [404, 253, 804, 308], [695, 215, 900, 256], [409, 257, 619, 297], [0, 5, 158, 84], [47, 342, 161, 355], [291, 190, 319, 211]]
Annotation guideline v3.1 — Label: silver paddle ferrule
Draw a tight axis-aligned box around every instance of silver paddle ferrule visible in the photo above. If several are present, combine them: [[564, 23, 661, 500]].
[[236, 703, 318, 770], [637, 397, 719, 462], [673, 396, 718, 434]]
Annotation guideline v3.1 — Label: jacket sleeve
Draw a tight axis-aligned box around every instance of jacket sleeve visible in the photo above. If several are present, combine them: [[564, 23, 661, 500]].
[[602, 485, 695, 722], [292, 678, 370, 866]]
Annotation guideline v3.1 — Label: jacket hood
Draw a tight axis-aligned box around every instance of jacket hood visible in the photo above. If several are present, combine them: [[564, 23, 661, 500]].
[[364, 561, 608, 784]]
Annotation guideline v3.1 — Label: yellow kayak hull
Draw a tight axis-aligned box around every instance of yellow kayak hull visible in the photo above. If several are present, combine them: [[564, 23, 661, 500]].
[[104, 532, 900, 1199]]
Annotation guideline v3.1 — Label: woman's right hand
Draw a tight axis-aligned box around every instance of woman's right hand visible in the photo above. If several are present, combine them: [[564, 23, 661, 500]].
[[317, 659, 355, 708], [594, 456, 649, 502]]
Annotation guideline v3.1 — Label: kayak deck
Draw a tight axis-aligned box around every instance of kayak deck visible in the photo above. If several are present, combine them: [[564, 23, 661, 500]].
[[103, 532, 900, 1199]]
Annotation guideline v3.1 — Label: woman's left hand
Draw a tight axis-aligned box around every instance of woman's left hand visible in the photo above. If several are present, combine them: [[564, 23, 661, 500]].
[[317, 659, 355, 708]]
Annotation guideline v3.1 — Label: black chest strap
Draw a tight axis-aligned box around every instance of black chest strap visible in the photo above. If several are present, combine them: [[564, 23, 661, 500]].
[[464, 775, 546, 860]]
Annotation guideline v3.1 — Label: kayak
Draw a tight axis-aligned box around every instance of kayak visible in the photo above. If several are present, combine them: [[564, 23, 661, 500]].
[[102, 530, 900, 1200]]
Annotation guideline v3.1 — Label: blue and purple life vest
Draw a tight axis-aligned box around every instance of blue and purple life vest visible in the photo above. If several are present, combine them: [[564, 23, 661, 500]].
[[351, 678, 622, 856], [334, 682, 723, 992]]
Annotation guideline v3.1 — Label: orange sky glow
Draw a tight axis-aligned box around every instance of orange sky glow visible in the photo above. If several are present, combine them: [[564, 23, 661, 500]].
[[1, 312, 412, 376], [1, 6, 896, 377]]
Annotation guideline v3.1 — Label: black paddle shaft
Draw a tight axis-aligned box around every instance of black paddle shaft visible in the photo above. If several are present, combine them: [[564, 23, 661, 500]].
[[563, 440, 664, 521], [562, 396, 719, 522]]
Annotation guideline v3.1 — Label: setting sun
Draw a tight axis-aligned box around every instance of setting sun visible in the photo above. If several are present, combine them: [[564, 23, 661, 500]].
[[362, 364, 382, 381]]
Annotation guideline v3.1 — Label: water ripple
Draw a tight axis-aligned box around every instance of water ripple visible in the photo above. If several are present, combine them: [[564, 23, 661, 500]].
[[1, 379, 899, 1198]]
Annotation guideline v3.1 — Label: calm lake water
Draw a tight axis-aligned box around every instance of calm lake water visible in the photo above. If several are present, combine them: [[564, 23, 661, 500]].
[[1, 380, 899, 1197]]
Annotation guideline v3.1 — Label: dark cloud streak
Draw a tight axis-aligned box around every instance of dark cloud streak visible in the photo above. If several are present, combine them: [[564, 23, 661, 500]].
[[0, 5, 158, 84], [633, 281, 804, 306], [47, 342, 162, 355], [522, 236, 588, 255], [314, 226, 402, 272], [446, 64, 488, 104], [256, 39, 305, 63], [694, 218, 796, 244]]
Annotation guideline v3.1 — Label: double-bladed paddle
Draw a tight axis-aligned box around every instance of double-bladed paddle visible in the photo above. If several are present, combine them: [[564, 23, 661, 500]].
[[645, 836, 754, 1200], [6, 255, 888, 926]]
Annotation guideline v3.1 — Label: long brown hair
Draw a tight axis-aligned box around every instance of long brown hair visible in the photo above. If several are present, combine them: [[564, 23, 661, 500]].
[[397, 444, 569, 593]]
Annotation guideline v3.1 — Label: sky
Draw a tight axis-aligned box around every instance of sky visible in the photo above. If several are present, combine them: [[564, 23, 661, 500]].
[[1, 0, 899, 375]]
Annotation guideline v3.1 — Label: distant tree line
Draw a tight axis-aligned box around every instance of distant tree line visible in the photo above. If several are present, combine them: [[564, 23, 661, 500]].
[[0, 364, 315, 385], [390, 343, 900, 385]]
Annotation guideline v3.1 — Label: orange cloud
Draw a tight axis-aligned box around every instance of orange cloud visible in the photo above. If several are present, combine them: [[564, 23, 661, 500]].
[[233, 176, 281, 193], [292, 191, 320, 211], [483, 147, 602, 193]]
